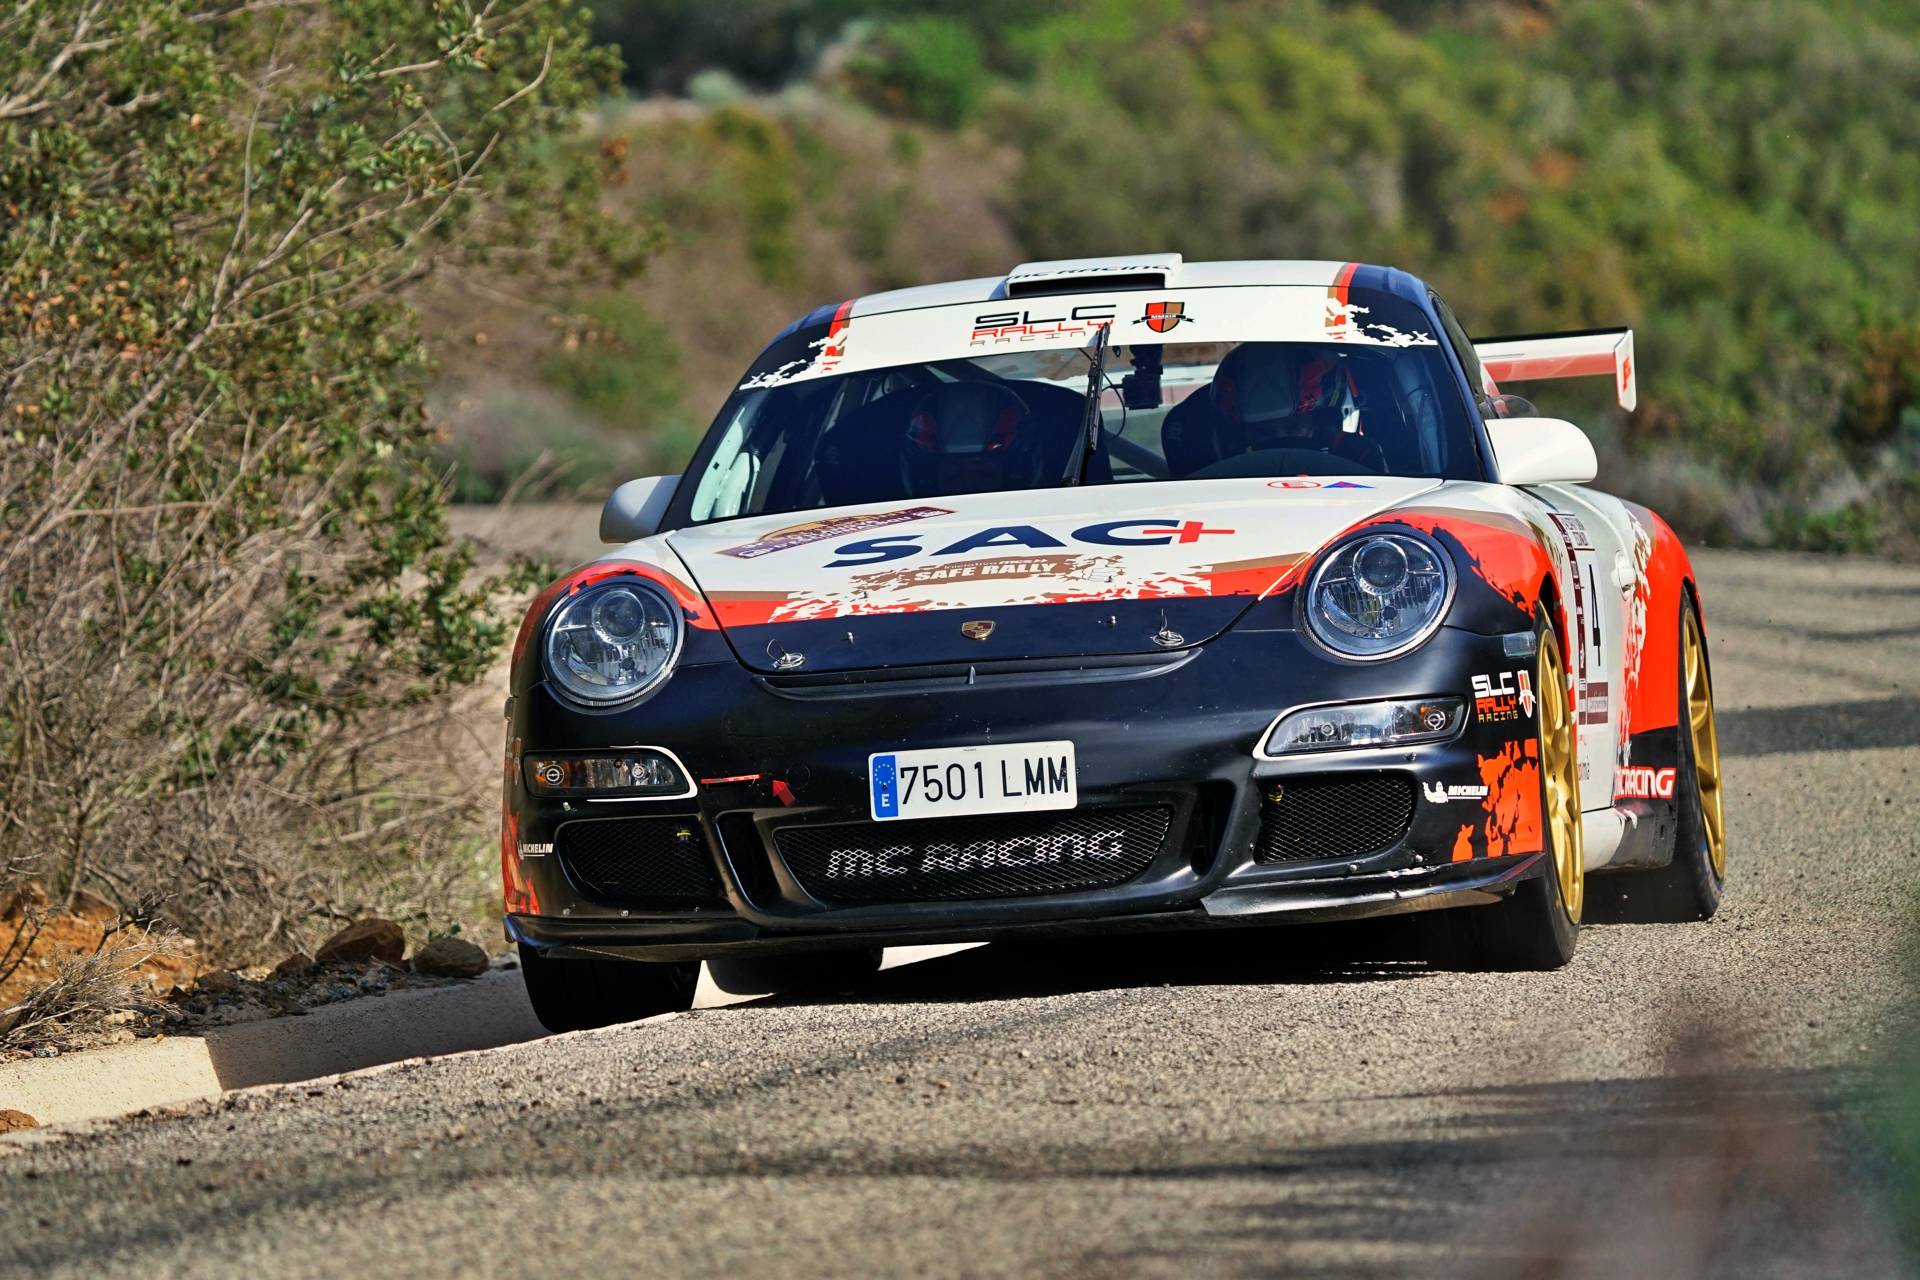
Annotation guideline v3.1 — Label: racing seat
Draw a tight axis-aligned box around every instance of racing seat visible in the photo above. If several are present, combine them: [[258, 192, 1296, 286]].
[[815, 377, 1106, 504], [1161, 345, 1388, 478], [815, 386, 927, 507]]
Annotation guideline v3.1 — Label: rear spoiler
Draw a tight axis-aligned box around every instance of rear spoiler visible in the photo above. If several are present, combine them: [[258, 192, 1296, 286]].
[[1472, 327, 1636, 412]]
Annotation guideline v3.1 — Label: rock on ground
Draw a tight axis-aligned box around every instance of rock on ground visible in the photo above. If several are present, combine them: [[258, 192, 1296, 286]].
[[409, 936, 488, 979], [273, 952, 316, 978], [314, 919, 405, 966]]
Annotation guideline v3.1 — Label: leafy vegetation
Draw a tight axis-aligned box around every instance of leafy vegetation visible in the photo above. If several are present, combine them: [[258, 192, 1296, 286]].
[[547, 0, 1920, 553]]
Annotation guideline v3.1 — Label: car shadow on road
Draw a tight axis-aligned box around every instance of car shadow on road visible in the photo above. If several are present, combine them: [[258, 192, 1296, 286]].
[[767, 917, 1439, 1009]]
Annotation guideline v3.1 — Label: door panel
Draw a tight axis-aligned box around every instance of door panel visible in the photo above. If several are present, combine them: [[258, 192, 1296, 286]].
[[1525, 484, 1630, 808]]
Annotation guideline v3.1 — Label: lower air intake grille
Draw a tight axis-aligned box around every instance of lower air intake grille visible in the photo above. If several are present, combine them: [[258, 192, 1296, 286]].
[[1256, 774, 1416, 863], [775, 806, 1172, 904], [556, 817, 724, 908]]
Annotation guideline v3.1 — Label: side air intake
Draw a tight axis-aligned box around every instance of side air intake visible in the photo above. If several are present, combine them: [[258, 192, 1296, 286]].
[[1003, 253, 1182, 298]]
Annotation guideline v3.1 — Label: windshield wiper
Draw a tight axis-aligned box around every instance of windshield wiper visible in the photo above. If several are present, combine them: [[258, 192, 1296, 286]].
[[1061, 321, 1111, 486]]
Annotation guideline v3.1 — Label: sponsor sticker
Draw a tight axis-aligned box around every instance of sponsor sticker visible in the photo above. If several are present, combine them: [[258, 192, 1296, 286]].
[[1134, 300, 1192, 333], [1423, 781, 1491, 803], [518, 841, 553, 857], [1578, 680, 1611, 726], [1614, 766, 1677, 800], [720, 506, 952, 559], [970, 304, 1116, 348], [821, 826, 1129, 881], [1471, 670, 1536, 723], [1265, 479, 1374, 490], [824, 519, 1237, 569], [1547, 511, 1595, 552]]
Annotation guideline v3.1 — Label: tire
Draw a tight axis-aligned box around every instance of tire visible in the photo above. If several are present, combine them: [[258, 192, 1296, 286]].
[[1469, 623, 1583, 971], [705, 947, 883, 998], [1611, 592, 1726, 922], [517, 942, 698, 1033]]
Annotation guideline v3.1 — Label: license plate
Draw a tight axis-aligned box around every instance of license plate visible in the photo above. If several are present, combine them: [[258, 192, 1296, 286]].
[[869, 740, 1076, 821]]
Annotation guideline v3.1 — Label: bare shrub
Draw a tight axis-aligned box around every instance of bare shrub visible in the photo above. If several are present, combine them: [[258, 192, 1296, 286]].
[[0, 1, 637, 960], [0, 907, 187, 1051]]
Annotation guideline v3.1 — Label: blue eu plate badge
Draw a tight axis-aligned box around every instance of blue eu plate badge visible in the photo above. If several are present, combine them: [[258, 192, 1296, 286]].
[[870, 754, 900, 819]]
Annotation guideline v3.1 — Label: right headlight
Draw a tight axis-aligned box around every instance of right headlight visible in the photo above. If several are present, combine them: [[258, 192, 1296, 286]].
[[1303, 530, 1454, 659], [543, 578, 682, 705]]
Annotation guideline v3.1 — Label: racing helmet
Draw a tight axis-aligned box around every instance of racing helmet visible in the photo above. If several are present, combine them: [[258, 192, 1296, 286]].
[[900, 382, 1042, 497], [1211, 342, 1356, 451]]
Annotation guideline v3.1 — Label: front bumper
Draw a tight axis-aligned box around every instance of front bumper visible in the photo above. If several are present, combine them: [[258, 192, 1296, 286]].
[[504, 615, 1548, 960]]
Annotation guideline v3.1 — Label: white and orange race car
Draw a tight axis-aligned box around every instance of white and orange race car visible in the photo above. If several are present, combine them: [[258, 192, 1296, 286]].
[[501, 255, 1725, 1031]]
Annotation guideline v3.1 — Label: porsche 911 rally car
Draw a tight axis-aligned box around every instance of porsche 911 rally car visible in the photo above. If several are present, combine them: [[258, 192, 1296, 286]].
[[502, 255, 1727, 1031]]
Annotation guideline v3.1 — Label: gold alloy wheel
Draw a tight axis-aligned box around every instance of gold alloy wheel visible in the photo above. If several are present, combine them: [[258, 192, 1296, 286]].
[[1683, 605, 1727, 879], [1539, 630, 1584, 923]]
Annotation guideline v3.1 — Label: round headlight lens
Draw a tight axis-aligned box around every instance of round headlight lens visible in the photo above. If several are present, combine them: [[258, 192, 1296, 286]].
[[1305, 532, 1453, 658], [543, 579, 682, 705]]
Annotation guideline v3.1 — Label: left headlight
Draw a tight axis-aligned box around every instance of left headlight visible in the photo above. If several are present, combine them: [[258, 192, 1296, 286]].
[[543, 578, 682, 705], [1303, 530, 1454, 659]]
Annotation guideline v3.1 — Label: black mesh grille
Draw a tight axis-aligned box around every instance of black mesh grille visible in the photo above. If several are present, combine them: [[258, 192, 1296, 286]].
[[1256, 774, 1416, 864], [775, 806, 1171, 904], [556, 817, 724, 907]]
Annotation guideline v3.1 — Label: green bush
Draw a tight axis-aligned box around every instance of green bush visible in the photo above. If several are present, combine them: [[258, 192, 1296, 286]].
[[0, 0, 635, 951], [848, 17, 989, 128]]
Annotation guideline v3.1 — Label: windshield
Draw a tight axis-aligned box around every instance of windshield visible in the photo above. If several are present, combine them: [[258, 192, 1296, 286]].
[[673, 285, 1481, 527]]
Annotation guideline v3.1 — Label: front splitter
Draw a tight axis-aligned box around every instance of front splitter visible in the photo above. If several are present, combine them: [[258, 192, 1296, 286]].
[[506, 853, 1542, 962]]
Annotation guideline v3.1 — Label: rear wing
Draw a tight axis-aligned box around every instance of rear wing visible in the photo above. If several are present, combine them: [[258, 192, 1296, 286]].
[[1472, 327, 1636, 412]]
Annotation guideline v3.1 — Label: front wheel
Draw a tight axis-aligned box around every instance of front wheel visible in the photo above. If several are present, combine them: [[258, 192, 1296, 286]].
[[1470, 623, 1583, 970], [517, 942, 698, 1033]]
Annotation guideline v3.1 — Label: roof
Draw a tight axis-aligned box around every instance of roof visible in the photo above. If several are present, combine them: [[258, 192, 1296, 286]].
[[767, 255, 1432, 346]]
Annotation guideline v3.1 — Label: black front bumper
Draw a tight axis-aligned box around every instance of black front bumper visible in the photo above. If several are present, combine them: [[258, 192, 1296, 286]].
[[504, 615, 1548, 961]]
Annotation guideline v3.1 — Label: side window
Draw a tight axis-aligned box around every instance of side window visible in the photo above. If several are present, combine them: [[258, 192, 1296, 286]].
[[688, 400, 760, 522], [1431, 294, 1488, 411]]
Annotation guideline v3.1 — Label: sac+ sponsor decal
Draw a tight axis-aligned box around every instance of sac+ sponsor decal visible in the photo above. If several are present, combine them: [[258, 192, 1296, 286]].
[[719, 506, 952, 559], [1471, 669, 1536, 724], [1614, 765, 1677, 800], [826, 519, 1235, 568], [821, 825, 1129, 881]]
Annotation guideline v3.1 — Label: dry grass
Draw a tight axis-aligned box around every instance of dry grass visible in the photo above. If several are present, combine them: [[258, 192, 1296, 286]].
[[0, 903, 189, 1052]]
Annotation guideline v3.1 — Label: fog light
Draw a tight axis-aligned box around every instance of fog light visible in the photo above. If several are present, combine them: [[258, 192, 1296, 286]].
[[523, 750, 689, 797], [1263, 697, 1465, 756]]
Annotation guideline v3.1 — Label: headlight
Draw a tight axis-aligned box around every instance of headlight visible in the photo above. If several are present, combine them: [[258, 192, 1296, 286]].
[[543, 579, 682, 705], [524, 750, 690, 796], [1303, 531, 1453, 659], [1263, 696, 1466, 755]]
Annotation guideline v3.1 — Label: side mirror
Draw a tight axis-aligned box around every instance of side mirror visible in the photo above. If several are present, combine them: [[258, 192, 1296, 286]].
[[1485, 417, 1597, 487], [600, 476, 678, 544]]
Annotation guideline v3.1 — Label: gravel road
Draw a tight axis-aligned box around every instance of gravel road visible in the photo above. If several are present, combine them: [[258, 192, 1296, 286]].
[[3, 545, 1916, 1279]]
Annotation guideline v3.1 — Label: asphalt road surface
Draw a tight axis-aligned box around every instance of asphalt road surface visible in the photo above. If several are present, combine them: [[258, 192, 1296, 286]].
[[4, 545, 1918, 1279]]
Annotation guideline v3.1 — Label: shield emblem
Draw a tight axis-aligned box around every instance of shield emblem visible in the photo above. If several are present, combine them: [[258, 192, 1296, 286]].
[[1138, 300, 1189, 334], [960, 620, 995, 641]]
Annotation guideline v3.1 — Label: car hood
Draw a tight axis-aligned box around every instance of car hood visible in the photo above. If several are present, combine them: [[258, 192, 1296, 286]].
[[661, 476, 1443, 673]]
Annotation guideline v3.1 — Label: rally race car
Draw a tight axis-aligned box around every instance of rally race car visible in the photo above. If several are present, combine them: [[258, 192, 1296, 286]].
[[501, 255, 1727, 1031]]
